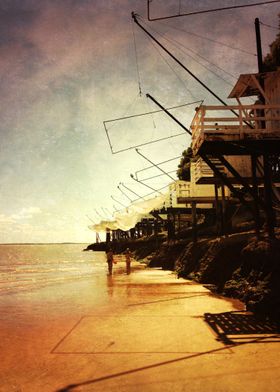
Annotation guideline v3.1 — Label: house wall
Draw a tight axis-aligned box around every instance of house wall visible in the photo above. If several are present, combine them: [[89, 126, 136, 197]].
[[226, 155, 253, 178], [165, 180, 191, 208], [265, 70, 280, 131]]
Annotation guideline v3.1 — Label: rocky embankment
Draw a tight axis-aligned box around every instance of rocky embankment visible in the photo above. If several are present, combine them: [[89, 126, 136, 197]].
[[175, 232, 280, 321], [86, 230, 280, 321]]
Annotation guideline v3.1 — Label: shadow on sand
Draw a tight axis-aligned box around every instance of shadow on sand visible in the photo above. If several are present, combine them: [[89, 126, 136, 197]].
[[204, 311, 280, 345], [55, 311, 280, 392]]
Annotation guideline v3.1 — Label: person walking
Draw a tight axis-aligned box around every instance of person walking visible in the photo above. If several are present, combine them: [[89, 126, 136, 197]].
[[106, 248, 114, 275], [125, 248, 132, 275]]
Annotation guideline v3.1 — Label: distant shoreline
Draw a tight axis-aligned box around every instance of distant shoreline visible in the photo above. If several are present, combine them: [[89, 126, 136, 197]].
[[0, 242, 91, 246]]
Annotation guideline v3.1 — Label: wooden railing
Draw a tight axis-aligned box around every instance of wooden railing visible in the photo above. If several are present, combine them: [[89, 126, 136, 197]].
[[191, 104, 280, 154]]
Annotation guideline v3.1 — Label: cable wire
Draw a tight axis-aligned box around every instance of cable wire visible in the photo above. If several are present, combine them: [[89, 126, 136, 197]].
[[145, 21, 237, 88], [259, 20, 279, 30], [104, 100, 201, 123], [155, 20, 256, 57], [136, 155, 182, 175], [132, 19, 142, 96], [148, 0, 280, 21], [140, 170, 177, 182], [106, 92, 139, 132], [148, 38, 201, 100]]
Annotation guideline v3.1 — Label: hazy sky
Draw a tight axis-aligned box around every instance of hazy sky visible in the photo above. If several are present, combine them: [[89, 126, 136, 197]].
[[0, 0, 279, 243]]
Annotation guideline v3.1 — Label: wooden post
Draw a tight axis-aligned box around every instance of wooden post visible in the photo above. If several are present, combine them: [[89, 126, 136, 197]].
[[263, 154, 275, 239], [221, 184, 226, 236], [214, 184, 220, 235], [251, 154, 261, 239], [192, 201, 197, 243], [255, 18, 275, 239]]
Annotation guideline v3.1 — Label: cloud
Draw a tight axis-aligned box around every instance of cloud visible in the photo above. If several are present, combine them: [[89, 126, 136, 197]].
[[0, 213, 15, 225], [11, 206, 41, 220]]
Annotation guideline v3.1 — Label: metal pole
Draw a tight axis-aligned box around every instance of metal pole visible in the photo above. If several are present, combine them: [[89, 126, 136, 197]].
[[135, 148, 176, 181], [130, 174, 162, 194], [120, 182, 145, 200], [117, 184, 133, 202], [146, 94, 192, 135], [111, 195, 127, 208]]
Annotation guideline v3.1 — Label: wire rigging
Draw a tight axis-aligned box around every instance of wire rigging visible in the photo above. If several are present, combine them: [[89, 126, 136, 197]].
[[136, 155, 182, 176], [148, 0, 280, 21], [104, 97, 199, 153], [156, 20, 256, 57], [145, 20, 237, 80], [105, 130, 187, 154], [260, 20, 279, 30], [145, 94, 157, 130], [132, 13, 255, 124], [104, 100, 202, 124], [132, 19, 142, 96], [148, 37, 201, 101], [178, 0, 182, 14], [106, 92, 139, 133], [144, 20, 237, 88], [140, 169, 177, 182], [133, 18, 200, 114]]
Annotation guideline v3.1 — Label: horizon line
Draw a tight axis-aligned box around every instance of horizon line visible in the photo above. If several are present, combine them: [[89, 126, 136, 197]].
[[0, 242, 93, 245]]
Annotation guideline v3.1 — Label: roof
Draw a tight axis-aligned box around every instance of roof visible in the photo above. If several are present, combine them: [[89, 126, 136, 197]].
[[228, 71, 280, 99], [228, 73, 262, 98]]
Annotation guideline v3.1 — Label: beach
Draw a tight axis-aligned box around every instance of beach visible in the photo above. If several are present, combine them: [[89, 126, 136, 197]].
[[0, 244, 280, 391]]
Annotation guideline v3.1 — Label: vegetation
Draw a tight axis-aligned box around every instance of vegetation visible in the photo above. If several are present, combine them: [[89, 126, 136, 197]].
[[176, 146, 193, 181], [263, 14, 280, 71]]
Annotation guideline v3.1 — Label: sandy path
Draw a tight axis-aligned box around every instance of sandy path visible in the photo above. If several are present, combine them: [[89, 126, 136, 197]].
[[0, 262, 279, 392]]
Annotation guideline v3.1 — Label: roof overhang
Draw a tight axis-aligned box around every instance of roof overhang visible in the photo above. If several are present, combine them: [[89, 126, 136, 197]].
[[228, 71, 280, 99], [228, 73, 262, 98]]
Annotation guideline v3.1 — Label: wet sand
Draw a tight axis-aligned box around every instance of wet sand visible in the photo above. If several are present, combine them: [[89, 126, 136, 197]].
[[1, 261, 280, 392]]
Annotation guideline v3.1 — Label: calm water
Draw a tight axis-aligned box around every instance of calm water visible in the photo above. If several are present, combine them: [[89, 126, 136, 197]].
[[0, 244, 106, 295]]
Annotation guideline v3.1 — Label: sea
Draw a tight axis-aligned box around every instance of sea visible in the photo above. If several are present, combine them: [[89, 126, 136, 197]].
[[0, 243, 106, 295]]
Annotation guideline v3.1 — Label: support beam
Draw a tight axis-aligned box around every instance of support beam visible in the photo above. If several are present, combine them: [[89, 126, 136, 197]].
[[214, 184, 220, 235], [201, 154, 254, 214], [216, 154, 266, 209], [251, 154, 262, 238], [263, 154, 275, 238], [191, 201, 197, 243], [221, 184, 226, 236]]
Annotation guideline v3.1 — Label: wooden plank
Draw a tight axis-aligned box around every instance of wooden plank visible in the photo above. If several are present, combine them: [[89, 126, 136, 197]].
[[202, 104, 280, 110], [201, 128, 280, 134], [178, 197, 219, 203], [204, 117, 244, 122], [203, 116, 280, 122]]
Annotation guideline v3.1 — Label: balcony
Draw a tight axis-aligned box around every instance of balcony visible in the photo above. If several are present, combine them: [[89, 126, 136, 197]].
[[191, 104, 280, 156]]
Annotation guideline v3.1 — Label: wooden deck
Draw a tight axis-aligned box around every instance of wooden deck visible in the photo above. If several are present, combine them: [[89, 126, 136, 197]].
[[191, 104, 280, 156]]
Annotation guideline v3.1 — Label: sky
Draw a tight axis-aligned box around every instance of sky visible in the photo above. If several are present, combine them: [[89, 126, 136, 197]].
[[0, 0, 279, 243]]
